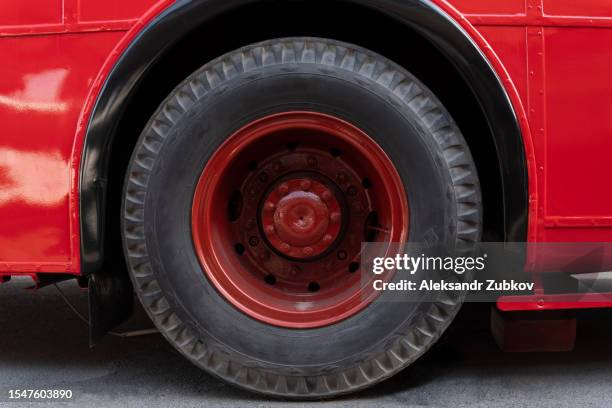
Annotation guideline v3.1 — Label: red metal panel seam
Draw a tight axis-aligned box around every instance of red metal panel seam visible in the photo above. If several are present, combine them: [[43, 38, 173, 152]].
[[544, 217, 612, 228], [63, 0, 78, 30], [0, 23, 134, 37], [466, 14, 612, 28], [64, 0, 79, 273], [527, 0, 545, 245], [0, 0, 135, 37], [67, 0, 79, 273], [516, 0, 545, 277]]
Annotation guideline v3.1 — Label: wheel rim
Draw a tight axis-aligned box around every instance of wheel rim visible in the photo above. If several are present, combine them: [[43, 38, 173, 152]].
[[192, 111, 409, 328]]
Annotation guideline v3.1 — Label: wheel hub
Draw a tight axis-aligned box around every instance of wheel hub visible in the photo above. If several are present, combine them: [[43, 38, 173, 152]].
[[191, 111, 409, 328], [262, 178, 341, 259]]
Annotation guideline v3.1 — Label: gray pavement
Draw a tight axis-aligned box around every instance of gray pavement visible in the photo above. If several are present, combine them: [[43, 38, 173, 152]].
[[1, 277, 612, 407]]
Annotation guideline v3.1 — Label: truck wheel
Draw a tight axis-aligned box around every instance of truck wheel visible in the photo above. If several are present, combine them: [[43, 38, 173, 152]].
[[122, 37, 481, 398]]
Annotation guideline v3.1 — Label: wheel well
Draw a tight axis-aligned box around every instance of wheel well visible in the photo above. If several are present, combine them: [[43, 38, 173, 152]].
[[104, 0, 508, 268]]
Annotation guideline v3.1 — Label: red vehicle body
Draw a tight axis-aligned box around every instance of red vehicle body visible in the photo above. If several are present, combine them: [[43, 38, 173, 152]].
[[2, 0, 612, 397]]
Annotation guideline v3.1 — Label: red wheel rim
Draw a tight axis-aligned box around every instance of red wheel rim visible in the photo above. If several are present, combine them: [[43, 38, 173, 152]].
[[192, 112, 408, 328]]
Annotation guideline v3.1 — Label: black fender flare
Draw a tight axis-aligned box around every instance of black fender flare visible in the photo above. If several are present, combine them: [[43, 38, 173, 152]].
[[79, 0, 529, 275]]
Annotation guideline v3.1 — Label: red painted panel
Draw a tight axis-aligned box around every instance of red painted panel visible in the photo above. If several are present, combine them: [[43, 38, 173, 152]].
[[0, 0, 61, 26], [0, 32, 123, 269], [450, 0, 525, 15], [78, 0, 158, 22], [544, 28, 612, 218], [543, 228, 612, 243], [498, 293, 612, 311], [475, 26, 528, 106], [544, 1, 612, 18]]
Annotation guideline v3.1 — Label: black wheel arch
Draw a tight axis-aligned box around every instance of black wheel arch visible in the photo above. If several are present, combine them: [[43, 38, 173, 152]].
[[79, 0, 529, 276]]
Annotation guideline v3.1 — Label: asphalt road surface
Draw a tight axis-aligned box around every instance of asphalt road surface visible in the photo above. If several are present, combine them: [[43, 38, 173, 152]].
[[1, 277, 612, 407]]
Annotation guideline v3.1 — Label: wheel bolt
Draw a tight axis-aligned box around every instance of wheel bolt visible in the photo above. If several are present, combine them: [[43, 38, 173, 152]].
[[330, 212, 341, 224], [321, 190, 333, 202], [264, 201, 276, 212], [302, 246, 314, 256], [337, 250, 347, 260], [248, 236, 260, 246], [322, 234, 333, 244], [280, 243, 292, 253], [265, 225, 275, 235], [277, 183, 289, 196], [300, 180, 312, 190]]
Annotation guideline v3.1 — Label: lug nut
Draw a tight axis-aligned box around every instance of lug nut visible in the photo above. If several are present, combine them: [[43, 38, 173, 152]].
[[330, 212, 341, 224], [248, 236, 260, 246], [300, 180, 312, 190], [322, 234, 333, 244], [337, 250, 348, 260], [280, 243, 292, 253], [302, 246, 314, 256], [264, 201, 276, 212], [321, 190, 333, 202], [265, 225, 275, 235], [277, 183, 289, 196]]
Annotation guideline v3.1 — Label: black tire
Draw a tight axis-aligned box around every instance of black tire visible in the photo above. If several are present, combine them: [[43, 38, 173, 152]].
[[122, 37, 482, 398]]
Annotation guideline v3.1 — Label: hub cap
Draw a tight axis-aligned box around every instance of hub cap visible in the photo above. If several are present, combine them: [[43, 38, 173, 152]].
[[262, 178, 341, 259], [192, 111, 408, 328]]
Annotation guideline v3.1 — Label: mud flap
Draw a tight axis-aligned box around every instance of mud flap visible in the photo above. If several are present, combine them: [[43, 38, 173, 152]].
[[88, 268, 134, 346]]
